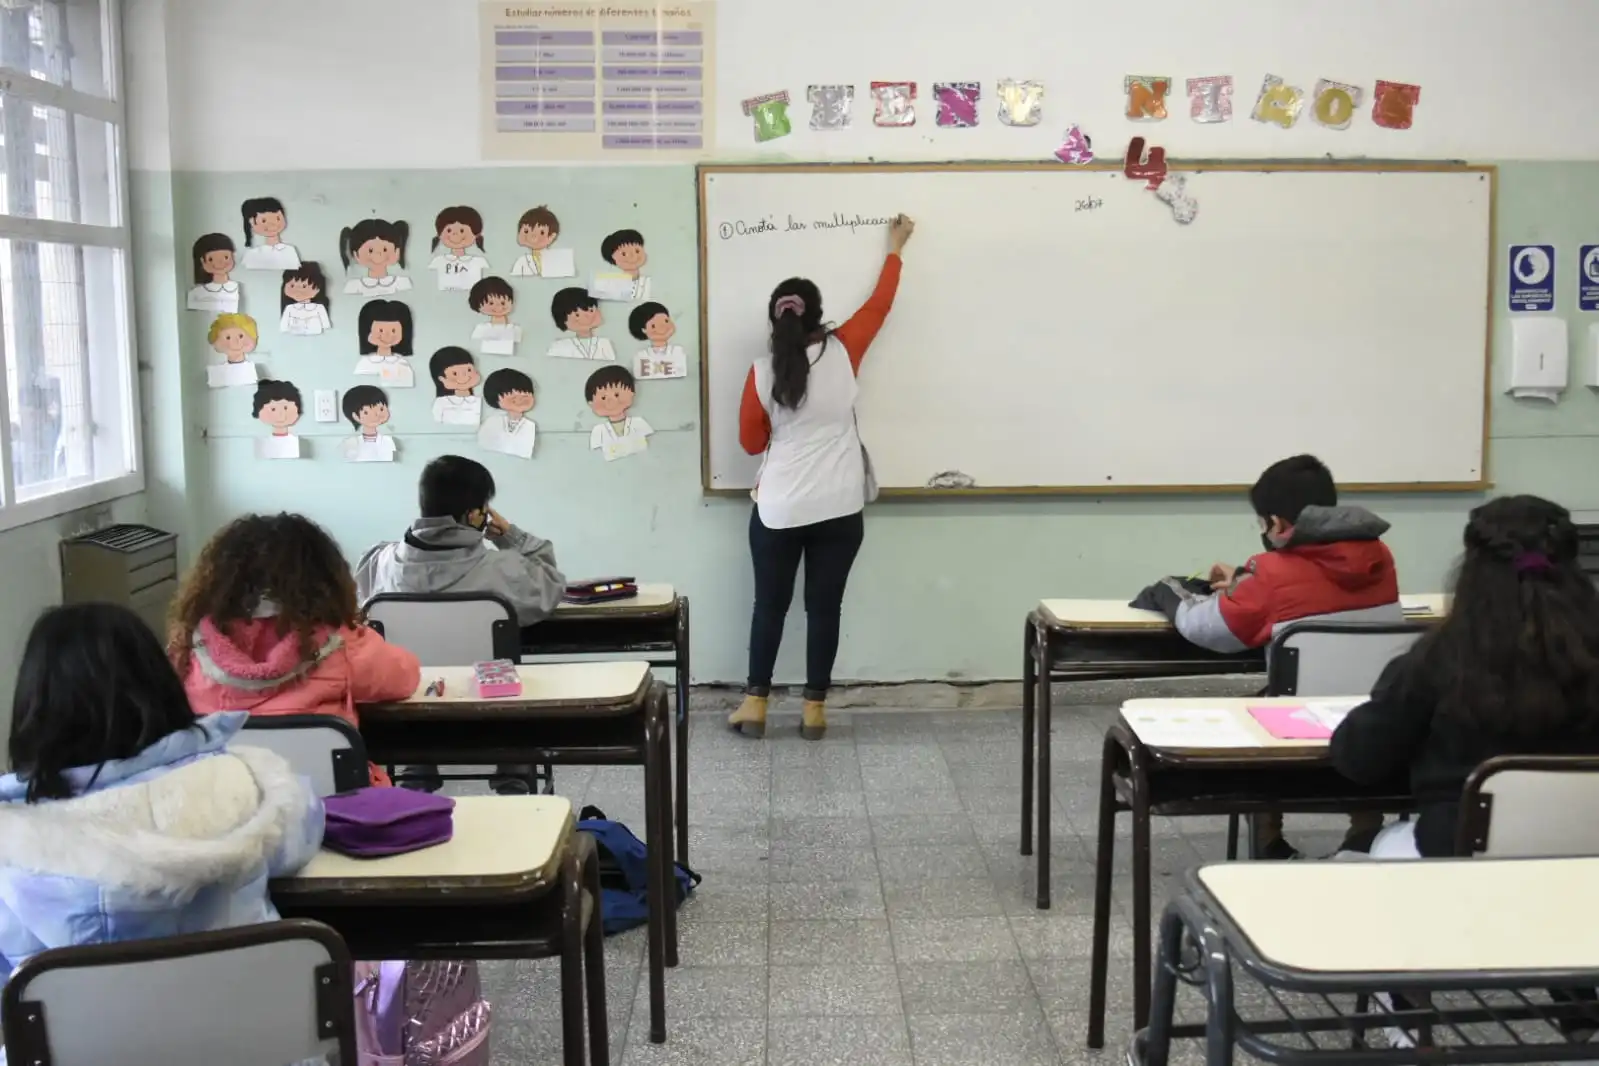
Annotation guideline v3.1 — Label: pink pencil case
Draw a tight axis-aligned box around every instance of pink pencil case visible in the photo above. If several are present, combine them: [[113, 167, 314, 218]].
[[474, 659, 522, 699]]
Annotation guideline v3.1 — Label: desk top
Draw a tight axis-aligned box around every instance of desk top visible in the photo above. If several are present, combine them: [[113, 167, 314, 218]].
[[1121, 697, 1345, 756], [273, 795, 574, 898], [554, 582, 677, 616], [1198, 857, 1599, 975], [364, 660, 652, 719], [1039, 594, 1448, 631]]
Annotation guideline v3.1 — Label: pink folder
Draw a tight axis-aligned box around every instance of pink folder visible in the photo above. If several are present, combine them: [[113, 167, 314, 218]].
[[1247, 705, 1332, 740]]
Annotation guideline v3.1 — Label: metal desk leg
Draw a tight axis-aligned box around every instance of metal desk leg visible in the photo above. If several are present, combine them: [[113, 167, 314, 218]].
[[1034, 624, 1055, 909], [1087, 730, 1121, 1049], [560, 847, 587, 1066], [675, 597, 691, 867], [1144, 905, 1187, 1066], [642, 689, 669, 1043], [581, 839, 612, 1066], [656, 689, 680, 970], [1020, 614, 1037, 857], [1131, 743, 1154, 1032]]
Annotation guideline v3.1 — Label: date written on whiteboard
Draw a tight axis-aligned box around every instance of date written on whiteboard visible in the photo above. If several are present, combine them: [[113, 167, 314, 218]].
[[718, 211, 896, 240], [1075, 197, 1104, 212]]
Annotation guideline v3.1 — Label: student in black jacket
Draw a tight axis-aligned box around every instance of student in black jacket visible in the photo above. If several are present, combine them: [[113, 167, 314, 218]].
[[1331, 495, 1599, 858]]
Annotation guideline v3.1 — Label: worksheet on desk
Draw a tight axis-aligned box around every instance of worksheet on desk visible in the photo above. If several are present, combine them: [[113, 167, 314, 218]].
[[1124, 708, 1261, 749]]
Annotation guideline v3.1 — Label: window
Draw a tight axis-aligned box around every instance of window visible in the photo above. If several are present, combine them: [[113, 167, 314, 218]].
[[0, 0, 138, 529]]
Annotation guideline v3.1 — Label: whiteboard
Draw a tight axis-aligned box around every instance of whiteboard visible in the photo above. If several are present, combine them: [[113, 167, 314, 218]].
[[698, 163, 1493, 494]]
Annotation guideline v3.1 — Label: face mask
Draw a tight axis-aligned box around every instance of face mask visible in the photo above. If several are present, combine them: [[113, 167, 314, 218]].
[[1260, 532, 1276, 553]]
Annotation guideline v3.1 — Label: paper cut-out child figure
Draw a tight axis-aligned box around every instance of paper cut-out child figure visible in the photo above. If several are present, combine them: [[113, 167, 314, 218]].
[[187, 234, 240, 313], [628, 302, 686, 380], [477, 368, 538, 459], [339, 218, 412, 297], [279, 262, 332, 336], [340, 384, 396, 463], [469, 277, 521, 356], [430, 346, 482, 426], [586, 365, 652, 462], [206, 313, 261, 388], [355, 299, 415, 387], [428, 206, 490, 291], [590, 228, 650, 302], [240, 197, 301, 271], [509, 205, 575, 279], [547, 288, 615, 361], [252, 379, 303, 460]]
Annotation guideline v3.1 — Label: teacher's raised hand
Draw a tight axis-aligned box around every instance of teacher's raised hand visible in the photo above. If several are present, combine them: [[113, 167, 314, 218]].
[[889, 214, 915, 254]]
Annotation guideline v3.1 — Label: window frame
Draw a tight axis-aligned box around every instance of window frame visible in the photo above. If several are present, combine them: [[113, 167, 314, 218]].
[[0, 0, 141, 533]]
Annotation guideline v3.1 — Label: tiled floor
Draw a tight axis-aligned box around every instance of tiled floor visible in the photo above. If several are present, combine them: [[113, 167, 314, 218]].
[[475, 689, 1355, 1066]]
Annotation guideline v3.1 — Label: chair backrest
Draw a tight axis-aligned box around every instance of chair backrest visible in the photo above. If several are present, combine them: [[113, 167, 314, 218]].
[[242, 714, 369, 796], [1265, 619, 1428, 697], [363, 591, 521, 665], [1458, 755, 1599, 857], [1, 919, 356, 1066]]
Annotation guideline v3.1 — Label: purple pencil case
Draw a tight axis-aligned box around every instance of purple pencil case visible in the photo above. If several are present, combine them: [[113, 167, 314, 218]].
[[323, 787, 455, 857]]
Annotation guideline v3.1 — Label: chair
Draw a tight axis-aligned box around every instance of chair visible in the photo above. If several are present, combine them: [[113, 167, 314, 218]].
[[1458, 754, 1599, 857], [242, 714, 370, 797], [363, 591, 552, 794], [1231, 618, 1429, 858], [1, 919, 356, 1066]]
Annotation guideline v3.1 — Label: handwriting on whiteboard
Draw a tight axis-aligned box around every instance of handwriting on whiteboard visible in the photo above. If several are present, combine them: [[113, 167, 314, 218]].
[[717, 211, 897, 241]]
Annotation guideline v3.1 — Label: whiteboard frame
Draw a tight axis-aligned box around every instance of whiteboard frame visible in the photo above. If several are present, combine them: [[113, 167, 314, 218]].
[[695, 160, 1497, 497]]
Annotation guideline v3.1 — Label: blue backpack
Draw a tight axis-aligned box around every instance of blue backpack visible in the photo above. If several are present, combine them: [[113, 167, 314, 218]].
[[578, 805, 701, 935]]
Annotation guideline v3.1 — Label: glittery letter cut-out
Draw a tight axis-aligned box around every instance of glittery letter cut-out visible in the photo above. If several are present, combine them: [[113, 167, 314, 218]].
[[742, 91, 792, 142], [1154, 173, 1198, 225], [933, 82, 980, 128], [1312, 79, 1362, 130], [1124, 75, 1171, 121], [1054, 124, 1094, 164], [1251, 75, 1305, 129], [1123, 136, 1168, 190], [871, 81, 916, 127], [1186, 76, 1233, 123], [1372, 80, 1421, 130], [997, 79, 1044, 127], [808, 84, 854, 131]]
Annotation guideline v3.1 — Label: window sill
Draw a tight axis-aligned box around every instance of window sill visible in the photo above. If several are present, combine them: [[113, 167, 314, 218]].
[[0, 471, 145, 533]]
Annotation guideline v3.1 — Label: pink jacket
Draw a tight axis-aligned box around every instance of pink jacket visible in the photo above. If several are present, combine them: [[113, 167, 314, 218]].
[[182, 617, 421, 786]]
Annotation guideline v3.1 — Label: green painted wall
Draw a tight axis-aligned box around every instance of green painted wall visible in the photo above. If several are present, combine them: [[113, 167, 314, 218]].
[[128, 161, 1599, 685]]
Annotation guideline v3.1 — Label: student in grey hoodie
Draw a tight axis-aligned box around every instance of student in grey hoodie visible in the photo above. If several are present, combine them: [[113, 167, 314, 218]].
[[355, 454, 566, 793]]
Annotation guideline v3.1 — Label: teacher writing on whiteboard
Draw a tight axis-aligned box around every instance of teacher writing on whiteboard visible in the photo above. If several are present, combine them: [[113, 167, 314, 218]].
[[728, 213, 915, 742]]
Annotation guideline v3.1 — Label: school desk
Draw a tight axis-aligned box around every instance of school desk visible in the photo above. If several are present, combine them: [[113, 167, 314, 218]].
[[1019, 595, 1448, 909], [1085, 698, 1414, 1049], [355, 661, 676, 1044], [525, 584, 692, 864], [1137, 858, 1599, 1066], [271, 796, 610, 1065]]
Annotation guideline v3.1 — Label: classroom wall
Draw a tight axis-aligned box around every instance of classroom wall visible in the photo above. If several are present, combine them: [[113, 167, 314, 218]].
[[122, 0, 1599, 686]]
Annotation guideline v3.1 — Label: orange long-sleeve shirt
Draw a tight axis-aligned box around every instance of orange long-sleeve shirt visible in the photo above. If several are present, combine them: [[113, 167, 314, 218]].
[[738, 253, 902, 454]]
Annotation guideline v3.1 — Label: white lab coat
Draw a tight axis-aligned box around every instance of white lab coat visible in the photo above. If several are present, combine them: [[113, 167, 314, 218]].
[[429, 253, 490, 291], [342, 432, 397, 463], [509, 249, 576, 278], [590, 416, 653, 461], [343, 275, 413, 298], [477, 413, 536, 458], [280, 302, 331, 336], [242, 243, 301, 271], [472, 322, 522, 357], [187, 282, 241, 314], [547, 336, 615, 361], [432, 395, 482, 425]]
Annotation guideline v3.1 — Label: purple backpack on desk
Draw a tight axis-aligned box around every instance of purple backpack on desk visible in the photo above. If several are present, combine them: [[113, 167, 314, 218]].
[[323, 787, 455, 857]]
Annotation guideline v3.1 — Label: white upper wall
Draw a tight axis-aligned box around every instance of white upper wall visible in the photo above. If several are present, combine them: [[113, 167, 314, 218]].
[[128, 0, 1599, 171]]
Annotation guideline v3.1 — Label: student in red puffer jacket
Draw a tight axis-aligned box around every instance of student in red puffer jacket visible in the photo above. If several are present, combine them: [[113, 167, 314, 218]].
[[170, 513, 421, 787], [1177, 455, 1403, 859]]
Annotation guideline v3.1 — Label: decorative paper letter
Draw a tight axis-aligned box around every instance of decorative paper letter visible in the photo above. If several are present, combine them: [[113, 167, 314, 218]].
[[1053, 125, 1094, 165], [1251, 75, 1305, 129], [742, 91, 792, 142], [1372, 80, 1421, 130], [996, 79, 1044, 127], [871, 81, 916, 127], [1124, 75, 1171, 121], [1312, 79, 1362, 130], [1123, 137, 1168, 190], [808, 84, 854, 130], [1186, 76, 1233, 123], [933, 82, 980, 127]]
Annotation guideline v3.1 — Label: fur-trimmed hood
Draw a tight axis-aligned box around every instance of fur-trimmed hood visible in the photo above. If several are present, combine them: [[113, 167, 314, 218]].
[[0, 711, 320, 900]]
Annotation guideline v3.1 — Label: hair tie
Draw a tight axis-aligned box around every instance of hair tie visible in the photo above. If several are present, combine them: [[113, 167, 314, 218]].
[[773, 294, 805, 317], [1513, 551, 1553, 575]]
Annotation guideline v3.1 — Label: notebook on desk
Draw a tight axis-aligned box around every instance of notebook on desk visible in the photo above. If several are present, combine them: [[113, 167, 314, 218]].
[[564, 577, 638, 604], [1248, 699, 1362, 740]]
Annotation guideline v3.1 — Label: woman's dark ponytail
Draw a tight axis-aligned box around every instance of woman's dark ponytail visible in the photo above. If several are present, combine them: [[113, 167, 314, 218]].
[[767, 278, 824, 411]]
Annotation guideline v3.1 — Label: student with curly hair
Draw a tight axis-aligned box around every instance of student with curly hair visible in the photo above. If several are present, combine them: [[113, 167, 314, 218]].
[[170, 513, 421, 786]]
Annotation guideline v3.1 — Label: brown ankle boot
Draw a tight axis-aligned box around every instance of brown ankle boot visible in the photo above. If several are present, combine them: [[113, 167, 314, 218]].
[[727, 694, 767, 738], [800, 699, 827, 741]]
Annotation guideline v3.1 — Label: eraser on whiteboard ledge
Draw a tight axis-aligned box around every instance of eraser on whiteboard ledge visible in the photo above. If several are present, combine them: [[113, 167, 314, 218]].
[[473, 659, 522, 699]]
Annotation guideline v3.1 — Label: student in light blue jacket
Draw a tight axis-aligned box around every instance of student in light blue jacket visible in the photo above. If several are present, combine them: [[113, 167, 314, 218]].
[[0, 603, 324, 986]]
